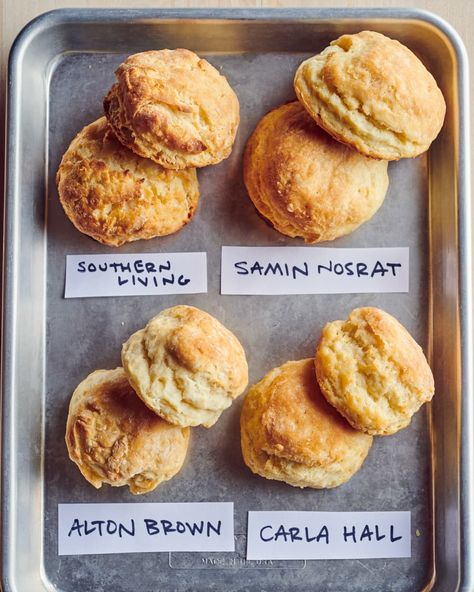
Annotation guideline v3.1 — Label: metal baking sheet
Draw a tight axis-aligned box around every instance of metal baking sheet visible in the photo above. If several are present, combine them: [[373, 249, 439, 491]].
[[2, 8, 472, 592]]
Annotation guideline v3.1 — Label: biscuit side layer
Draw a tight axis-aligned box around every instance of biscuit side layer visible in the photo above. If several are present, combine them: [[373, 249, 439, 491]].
[[57, 117, 199, 246]]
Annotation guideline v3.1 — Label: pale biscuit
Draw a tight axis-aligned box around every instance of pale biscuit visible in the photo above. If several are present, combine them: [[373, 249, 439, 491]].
[[240, 359, 373, 489], [294, 31, 446, 160], [315, 307, 435, 436], [104, 49, 240, 169], [65, 367, 190, 494], [56, 117, 199, 246], [243, 101, 388, 243], [121, 306, 248, 428]]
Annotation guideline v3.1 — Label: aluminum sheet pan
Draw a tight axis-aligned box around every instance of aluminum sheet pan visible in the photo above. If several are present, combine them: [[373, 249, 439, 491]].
[[2, 8, 472, 592]]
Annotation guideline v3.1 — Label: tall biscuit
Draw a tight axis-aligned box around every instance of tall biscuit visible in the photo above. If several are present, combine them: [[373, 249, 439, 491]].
[[104, 49, 240, 169], [244, 101, 388, 243], [241, 359, 373, 489], [294, 31, 446, 160], [57, 117, 199, 246]]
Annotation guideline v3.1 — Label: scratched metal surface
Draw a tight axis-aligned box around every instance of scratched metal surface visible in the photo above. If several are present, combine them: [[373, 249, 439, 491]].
[[4, 9, 471, 592]]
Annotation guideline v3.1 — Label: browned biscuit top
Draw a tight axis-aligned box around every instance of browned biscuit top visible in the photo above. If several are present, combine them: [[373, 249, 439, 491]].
[[294, 31, 446, 160], [244, 101, 388, 243], [104, 49, 240, 169], [65, 367, 190, 494], [240, 359, 372, 488], [56, 117, 199, 246], [121, 305, 248, 428]]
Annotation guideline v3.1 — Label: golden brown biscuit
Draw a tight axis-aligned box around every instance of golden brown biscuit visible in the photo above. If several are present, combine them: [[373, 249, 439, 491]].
[[243, 101, 389, 243], [121, 306, 248, 428], [294, 31, 446, 160], [104, 49, 240, 169], [56, 117, 199, 246], [240, 359, 373, 489], [315, 307, 435, 436], [65, 367, 190, 494]]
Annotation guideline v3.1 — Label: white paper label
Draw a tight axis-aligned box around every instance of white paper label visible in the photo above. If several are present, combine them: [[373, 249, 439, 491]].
[[246, 511, 411, 560], [58, 502, 234, 556], [65, 253, 207, 298], [221, 247, 409, 295]]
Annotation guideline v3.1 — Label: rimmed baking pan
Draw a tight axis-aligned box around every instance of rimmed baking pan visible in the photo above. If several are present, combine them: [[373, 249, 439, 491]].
[[2, 8, 472, 591]]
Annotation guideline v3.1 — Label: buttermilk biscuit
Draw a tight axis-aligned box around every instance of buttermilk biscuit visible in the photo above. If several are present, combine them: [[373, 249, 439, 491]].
[[65, 368, 190, 494], [56, 117, 199, 246], [243, 101, 388, 243], [104, 49, 240, 169], [315, 307, 435, 436], [294, 31, 446, 160], [240, 359, 373, 489], [121, 306, 248, 428]]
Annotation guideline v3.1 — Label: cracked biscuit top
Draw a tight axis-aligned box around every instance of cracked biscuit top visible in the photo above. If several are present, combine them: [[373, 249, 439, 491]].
[[240, 359, 373, 489], [56, 117, 199, 246], [315, 307, 435, 435], [121, 306, 249, 428], [104, 49, 240, 169], [294, 31, 446, 160], [65, 367, 190, 494]]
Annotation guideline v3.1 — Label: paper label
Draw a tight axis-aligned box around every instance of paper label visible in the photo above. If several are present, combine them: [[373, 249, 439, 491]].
[[221, 246, 409, 295], [58, 502, 234, 556], [246, 511, 411, 560], [64, 253, 207, 298]]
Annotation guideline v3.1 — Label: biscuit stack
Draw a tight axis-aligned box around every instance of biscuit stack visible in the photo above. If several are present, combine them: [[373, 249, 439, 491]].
[[240, 307, 434, 489], [244, 31, 445, 243], [66, 305, 248, 494], [57, 49, 240, 246]]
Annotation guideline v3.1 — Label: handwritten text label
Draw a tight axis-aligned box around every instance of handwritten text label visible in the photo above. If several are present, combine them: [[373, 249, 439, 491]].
[[65, 253, 207, 298], [58, 502, 234, 556], [247, 511, 411, 560], [221, 247, 409, 295]]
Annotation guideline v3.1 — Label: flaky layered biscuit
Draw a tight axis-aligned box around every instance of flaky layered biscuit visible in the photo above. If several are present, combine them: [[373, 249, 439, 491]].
[[243, 101, 388, 243], [104, 49, 240, 169], [315, 307, 435, 436], [65, 368, 190, 494], [56, 117, 199, 246], [294, 31, 446, 160], [240, 359, 373, 489], [121, 306, 248, 428]]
